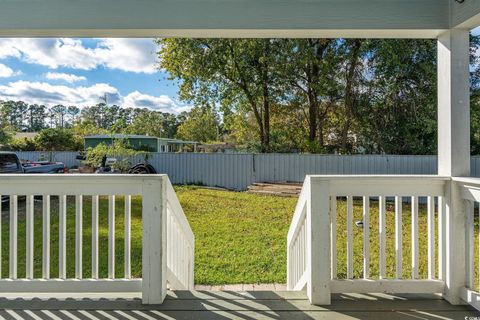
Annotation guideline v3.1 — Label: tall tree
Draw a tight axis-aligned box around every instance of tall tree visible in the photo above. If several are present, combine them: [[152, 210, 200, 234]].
[[158, 38, 282, 151], [27, 104, 47, 131], [280, 39, 337, 150], [67, 106, 81, 126], [51, 105, 67, 128], [338, 39, 365, 153], [176, 105, 219, 142], [357, 39, 437, 154]]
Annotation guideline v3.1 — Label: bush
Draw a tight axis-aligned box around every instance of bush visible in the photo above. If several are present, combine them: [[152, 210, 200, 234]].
[[10, 137, 37, 151], [34, 128, 81, 151], [85, 139, 144, 172]]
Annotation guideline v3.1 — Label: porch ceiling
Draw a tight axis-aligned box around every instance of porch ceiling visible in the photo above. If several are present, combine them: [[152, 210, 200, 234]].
[[0, 0, 460, 38]]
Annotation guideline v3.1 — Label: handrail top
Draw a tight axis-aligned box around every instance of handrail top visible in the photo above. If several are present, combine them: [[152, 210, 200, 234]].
[[452, 177, 480, 184], [307, 174, 450, 180], [0, 173, 167, 180]]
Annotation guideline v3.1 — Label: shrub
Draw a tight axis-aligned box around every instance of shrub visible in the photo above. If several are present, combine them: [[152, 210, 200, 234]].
[[85, 139, 145, 172], [34, 128, 81, 151], [10, 137, 37, 151]]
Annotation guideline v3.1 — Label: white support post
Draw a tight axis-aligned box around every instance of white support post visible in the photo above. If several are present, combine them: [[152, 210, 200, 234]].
[[437, 29, 470, 305], [306, 176, 330, 305], [142, 177, 167, 304], [437, 29, 470, 177], [444, 180, 467, 305]]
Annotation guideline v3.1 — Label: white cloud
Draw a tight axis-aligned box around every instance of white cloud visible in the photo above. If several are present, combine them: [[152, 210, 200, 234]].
[[0, 80, 188, 113], [0, 80, 121, 106], [45, 72, 86, 83], [0, 63, 15, 78], [95, 39, 158, 74], [123, 91, 190, 113], [0, 38, 158, 74]]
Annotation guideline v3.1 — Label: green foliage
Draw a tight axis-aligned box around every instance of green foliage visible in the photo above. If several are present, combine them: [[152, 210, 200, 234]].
[[158, 38, 282, 151], [84, 140, 141, 172], [34, 128, 80, 151], [125, 110, 179, 138], [158, 37, 449, 154], [0, 127, 12, 147], [176, 106, 219, 142], [9, 137, 37, 151]]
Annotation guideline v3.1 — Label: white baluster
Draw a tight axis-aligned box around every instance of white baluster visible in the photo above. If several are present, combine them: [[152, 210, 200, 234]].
[[125, 195, 131, 279], [75, 195, 83, 279], [59, 195, 66, 279], [363, 196, 369, 279], [411, 196, 419, 279], [438, 196, 445, 281], [9, 195, 17, 279], [379, 196, 386, 279], [42, 195, 50, 279], [108, 195, 115, 279], [395, 196, 402, 279], [427, 196, 436, 280], [347, 196, 353, 279], [91, 195, 99, 279], [330, 196, 337, 279], [466, 200, 474, 288], [26, 195, 34, 279]]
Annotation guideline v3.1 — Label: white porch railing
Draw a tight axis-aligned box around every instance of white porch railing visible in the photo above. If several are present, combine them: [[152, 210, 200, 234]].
[[288, 175, 453, 305], [456, 177, 480, 310], [0, 174, 194, 304]]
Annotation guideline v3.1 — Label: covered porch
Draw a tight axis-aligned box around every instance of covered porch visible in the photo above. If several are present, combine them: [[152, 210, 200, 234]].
[[0, 291, 475, 319], [0, 0, 480, 318]]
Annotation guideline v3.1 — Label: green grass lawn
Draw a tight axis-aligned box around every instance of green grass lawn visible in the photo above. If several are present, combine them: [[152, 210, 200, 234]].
[[1, 187, 478, 286], [177, 186, 295, 284]]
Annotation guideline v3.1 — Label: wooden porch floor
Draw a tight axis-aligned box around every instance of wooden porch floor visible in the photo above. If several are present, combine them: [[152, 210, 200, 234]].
[[0, 291, 477, 320]]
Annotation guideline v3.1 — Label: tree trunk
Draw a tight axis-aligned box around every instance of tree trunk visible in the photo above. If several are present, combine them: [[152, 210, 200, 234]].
[[317, 118, 324, 148], [261, 39, 271, 152], [307, 81, 318, 142], [340, 40, 363, 154]]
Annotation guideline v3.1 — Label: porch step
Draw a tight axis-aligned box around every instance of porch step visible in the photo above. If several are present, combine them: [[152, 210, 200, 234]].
[[194, 283, 287, 291], [247, 182, 302, 197]]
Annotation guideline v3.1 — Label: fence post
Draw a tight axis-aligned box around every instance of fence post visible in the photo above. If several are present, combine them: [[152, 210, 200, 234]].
[[443, 179, 467, 305], [306, 176, 331, 305], [142, 176, 167, 304]]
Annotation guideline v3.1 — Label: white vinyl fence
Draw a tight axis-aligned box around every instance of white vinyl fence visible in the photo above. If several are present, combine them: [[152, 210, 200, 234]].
[[15, 151, 480, 190]]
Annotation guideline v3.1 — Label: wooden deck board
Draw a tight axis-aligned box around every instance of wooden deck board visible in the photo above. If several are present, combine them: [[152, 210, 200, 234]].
[[0, 291, 476, 319]]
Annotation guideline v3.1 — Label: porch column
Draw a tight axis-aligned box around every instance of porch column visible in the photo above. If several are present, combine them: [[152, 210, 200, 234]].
[[437, 29, 470, 177], [438, 29, 470, 305]]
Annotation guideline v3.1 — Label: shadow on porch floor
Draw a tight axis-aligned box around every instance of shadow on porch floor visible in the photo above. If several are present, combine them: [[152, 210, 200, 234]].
[[0, 291, 477, 319]]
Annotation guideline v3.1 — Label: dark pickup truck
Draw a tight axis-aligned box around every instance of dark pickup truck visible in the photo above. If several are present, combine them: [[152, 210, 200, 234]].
[[0, 152, 24, 173], [0, 152, 67, 203], [0, 152, 66, 174]]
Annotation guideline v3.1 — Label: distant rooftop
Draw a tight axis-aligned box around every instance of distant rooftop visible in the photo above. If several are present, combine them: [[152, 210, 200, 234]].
[[14, 132, 39, 140]]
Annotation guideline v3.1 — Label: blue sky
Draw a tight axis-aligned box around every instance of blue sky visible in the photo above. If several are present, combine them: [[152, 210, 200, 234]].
[[0, 38, 189, 113]]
